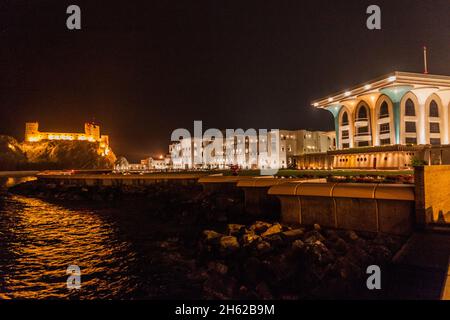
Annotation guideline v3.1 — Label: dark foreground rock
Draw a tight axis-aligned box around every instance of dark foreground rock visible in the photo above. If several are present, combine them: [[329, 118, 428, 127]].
[[195, 222, 406, 299]]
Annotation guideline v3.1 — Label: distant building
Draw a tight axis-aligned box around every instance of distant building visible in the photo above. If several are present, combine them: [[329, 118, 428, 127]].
[[170, 129, 334, 170], [115, 157, 129, 171], [24, 122, 111, 156]]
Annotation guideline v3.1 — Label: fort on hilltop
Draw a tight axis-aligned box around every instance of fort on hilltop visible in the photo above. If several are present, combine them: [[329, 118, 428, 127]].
[[24, 122, 111, 156]]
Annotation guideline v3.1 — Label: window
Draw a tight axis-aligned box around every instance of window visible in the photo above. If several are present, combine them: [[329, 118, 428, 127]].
[[357, 126, 369, 135], [429, 100, 439, 117], [379, 123, 390, 133], [358, 141, 369, 147], [405, 137, 417, 144], [405, 121, 416, 133], [342, 143, 349, 149], [342, 112, 349, 125], [430, 122, 440, 133], [342, 130, 349, 139], [430, 138, 441, 145], [405, 99, 415, 116], [380, 138, 390, 145], [379, 102, 389, 118], [357, 106, 368, 120]]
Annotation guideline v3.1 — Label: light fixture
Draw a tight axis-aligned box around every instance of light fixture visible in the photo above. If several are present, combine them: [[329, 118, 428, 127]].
[[313, 103, 319, 107], [364, 84, 371, 90], [328, 97, 334, 102], [388, 76, 396, 82], [344, 91, 351, 97]]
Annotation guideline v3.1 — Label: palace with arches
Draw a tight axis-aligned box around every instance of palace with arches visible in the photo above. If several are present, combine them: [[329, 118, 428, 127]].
[[300, 72, 450, 169]]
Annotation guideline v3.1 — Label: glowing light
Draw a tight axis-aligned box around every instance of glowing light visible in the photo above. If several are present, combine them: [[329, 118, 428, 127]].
[[344, 91, 351, 97], [313, 103, 319, 107], [364, 84, 372, 90], [328, 97, 334, 102], [388, 76, 397, 82]]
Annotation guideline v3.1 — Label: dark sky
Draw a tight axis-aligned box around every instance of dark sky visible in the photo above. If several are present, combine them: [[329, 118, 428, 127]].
[[0, 0, 449, 161]]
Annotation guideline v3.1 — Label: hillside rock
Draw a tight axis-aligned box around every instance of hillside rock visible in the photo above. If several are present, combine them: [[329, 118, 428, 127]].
[[21, 139, 116, 169], [0, 135, 27, 170]]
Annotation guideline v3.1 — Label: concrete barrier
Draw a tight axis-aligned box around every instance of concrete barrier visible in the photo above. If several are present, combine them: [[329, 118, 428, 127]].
[[237, 178, 295, 217], [415, 165, 450, 227], [236, 178, 327, 217], [269, 182, 415, 235]]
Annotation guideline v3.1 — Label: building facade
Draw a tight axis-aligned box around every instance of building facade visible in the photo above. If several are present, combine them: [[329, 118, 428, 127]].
[[308, 72, 450, 169], [170, 129, 334, 170]]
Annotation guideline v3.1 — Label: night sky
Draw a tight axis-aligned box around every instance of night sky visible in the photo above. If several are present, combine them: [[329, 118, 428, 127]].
[[1, 0, 449, 161]]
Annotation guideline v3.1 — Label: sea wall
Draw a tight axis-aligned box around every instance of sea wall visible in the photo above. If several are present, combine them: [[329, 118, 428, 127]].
[[269, 182, 415, 235]]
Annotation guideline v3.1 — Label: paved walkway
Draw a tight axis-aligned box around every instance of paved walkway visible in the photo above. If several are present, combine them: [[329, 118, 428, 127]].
[[387, 232, 450, 299]]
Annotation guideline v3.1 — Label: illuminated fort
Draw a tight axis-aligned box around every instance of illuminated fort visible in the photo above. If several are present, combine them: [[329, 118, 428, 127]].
[[298, 71, 450, 169], [24, 122, 111, 156]]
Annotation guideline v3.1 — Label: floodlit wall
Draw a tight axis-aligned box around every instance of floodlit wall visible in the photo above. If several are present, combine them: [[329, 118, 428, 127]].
[[269, 182, 415, 235]]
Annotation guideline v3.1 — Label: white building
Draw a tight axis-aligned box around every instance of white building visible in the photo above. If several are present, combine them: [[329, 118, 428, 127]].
[[170, 129, 334, 170], [308, 71, 450, 169]]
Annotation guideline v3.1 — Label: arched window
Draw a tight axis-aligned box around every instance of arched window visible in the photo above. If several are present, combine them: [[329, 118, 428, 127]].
[[429, 100, 439, 117], [357, 106, 368, 120], [379, 102, 389, 118], [342, 112, 349, 125], [405, 99, 415, 116]]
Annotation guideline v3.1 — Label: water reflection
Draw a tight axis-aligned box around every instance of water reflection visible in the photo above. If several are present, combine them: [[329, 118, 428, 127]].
[[0, 195, 137, 299], [0, 176, 36, 189]]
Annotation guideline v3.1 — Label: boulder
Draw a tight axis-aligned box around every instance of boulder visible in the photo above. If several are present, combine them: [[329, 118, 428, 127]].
[[306, 240, 334, 265], [261, 223, 283, 238], [208, 261, 229, 275], [281, 228, 304, 241], [333, 237, 349, 255], [226, 224, 246, 236], [304, 230, 325, 244], [219, 236, 240, 253], [264, 234, 284, 247], [346, 230, 359, 242], [256, 241, 272, 255], [249, 221, 272, 234], [292, 239, 305, 251], [242, 232, 261, 246], [202, 230, 223, 243]]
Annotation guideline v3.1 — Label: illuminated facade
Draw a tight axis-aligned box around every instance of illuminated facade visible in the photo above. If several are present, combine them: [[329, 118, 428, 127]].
[[24, 122, 110, 156], [170, 129, 334, 170], [308, 71, 450, 169]]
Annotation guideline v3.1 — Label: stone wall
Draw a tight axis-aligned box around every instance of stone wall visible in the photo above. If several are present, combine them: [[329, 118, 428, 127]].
[[415, 165, 450, 227], [269, 182, 415, 235]]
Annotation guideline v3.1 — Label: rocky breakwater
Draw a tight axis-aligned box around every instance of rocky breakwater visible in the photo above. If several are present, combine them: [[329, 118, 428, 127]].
[[195, 222, 406, 299], [8, 180, 247, 224]]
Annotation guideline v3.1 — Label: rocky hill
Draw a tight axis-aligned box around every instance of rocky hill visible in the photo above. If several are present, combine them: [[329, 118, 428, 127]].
[[0, 135, 28, 170], [0, 135, 116, 170]]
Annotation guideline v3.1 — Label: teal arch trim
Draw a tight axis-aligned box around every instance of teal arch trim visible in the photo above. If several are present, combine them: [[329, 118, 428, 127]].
[[379, 86, 413, 144], [325, 104, 342, 148]]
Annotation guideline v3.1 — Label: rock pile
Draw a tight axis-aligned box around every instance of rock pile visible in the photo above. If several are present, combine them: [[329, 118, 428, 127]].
[[196, 221, 405, 299]]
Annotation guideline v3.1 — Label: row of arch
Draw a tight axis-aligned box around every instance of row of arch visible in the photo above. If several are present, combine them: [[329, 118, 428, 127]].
[[334, 88, 450, 149]]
